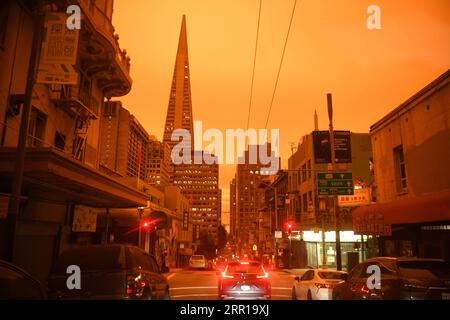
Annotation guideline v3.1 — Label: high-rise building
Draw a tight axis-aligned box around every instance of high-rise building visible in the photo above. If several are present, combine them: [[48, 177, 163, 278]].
[[147, 136, 172, 188], [162, 16, 221, 244], [234, 144, 276, 252], [163, 15, 194, 151]]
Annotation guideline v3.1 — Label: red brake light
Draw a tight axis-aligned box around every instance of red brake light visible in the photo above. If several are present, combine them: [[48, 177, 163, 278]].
[[315, 283, 333, 289]]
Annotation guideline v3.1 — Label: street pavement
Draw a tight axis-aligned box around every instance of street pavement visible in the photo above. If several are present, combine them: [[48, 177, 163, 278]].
[[165, 268, 307, 300]]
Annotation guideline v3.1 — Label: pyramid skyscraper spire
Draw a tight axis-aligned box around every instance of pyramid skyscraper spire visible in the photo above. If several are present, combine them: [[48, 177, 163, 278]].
[[163, 15, 194, 150]]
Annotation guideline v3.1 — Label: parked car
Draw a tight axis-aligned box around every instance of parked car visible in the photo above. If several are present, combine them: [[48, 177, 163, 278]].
[[0, 260, 47, 300], [332, 257, 450, 300], [292, 269, 347, 300], [47, 244, 170, 300], [189, 255, 207, 269], [218, 260, 271, 300]]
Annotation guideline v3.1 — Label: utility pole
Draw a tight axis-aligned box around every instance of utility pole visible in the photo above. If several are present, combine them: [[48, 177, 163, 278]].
[[327, 93, 342, 271], [5, 4, 43, 262]]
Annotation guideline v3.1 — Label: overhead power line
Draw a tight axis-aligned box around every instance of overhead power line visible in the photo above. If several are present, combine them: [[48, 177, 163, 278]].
[[246, 0, 263, 131], [264, 0, 298, 129]]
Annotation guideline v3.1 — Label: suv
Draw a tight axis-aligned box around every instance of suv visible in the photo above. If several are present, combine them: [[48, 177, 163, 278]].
[[47, 244, 170, 300], [333, 257, 450, 300]]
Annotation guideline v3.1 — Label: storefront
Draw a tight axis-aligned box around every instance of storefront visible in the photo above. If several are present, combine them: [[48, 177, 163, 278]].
[[301, 231, 367, 271], [353, 189, 450, 262]]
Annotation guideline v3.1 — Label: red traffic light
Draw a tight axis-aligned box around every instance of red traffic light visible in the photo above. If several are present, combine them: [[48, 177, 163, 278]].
[[285, 221, 295, 232]]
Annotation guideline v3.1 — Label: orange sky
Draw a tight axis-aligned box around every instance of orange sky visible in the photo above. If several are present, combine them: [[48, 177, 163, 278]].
[[113, 0, 450, 221]]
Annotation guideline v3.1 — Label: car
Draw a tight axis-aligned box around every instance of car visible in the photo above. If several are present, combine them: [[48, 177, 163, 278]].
[[332, 257, 450, 300], [292, 269, 347, 300], [218, 260, 271, 300], [189, 255, 207, 269], [47, 244, 170, 300], [0, 260, 47, 300]]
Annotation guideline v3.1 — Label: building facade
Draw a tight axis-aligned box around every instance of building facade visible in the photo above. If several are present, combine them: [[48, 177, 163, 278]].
[[353, 69, 450, 261], [287, 131, 373, 269], [0, 0, 146, 281]]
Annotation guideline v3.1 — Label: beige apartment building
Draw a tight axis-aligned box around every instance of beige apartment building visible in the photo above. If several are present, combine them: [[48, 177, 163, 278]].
[[0, 0, 147, 281], [354, 69, 450, 261]]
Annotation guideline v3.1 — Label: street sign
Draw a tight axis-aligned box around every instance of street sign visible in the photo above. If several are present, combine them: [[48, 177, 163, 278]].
[[274, 230, 282, 239], [317, 172, 354, 196], [338, 188, 371, 207]]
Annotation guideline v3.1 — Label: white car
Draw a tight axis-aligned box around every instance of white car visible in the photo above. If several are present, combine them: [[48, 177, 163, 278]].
[[292, 269, 347, 300], [189, 255, 206, 269]]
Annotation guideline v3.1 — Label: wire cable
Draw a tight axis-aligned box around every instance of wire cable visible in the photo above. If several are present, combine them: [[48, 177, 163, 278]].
[[264, 0, 298, 129], [246, 0, 263, 131]]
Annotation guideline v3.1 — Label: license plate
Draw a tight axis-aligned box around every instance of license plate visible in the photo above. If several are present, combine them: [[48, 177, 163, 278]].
[[241, 285, 251, 291], [442, 293, 450, 300]]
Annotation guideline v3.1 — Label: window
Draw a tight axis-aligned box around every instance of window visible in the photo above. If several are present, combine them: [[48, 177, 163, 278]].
[[300, 270, 314, 281], [301, 164, 307, 182], [27, 107, 47, 147], [307, 160, 311, 179], [54, 131, 66, 150], [302, 193, 307, 212], [394, 145, 407, 192]]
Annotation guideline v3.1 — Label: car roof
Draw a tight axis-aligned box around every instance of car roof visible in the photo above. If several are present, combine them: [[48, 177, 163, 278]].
[[313, 269, 347, 273], [364, 257, 445, 263]]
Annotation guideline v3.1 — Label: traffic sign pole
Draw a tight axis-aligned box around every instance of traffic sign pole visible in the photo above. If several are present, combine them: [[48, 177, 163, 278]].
[[327, 93, 342, 271]]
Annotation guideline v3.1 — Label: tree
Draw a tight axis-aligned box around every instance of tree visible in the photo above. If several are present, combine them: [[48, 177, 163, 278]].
[[217, 225, 228, 252], [197, 231, 216, 259]]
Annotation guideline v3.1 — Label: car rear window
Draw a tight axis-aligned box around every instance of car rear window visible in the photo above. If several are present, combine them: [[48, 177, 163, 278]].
[[52, 246, 125, 274], [397, 260, 450, 279], [318, 272, 345, 280], [191, 255, 205, 260], [226, 263, 264, 274]]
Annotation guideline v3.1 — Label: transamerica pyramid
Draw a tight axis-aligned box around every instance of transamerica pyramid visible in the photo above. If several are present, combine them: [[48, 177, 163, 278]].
[[163, 15, 194, 150]]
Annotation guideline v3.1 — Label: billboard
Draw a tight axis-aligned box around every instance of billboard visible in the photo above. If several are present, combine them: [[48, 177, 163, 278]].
[[37, 12, 79, 85], [312, 130, 352, 164]]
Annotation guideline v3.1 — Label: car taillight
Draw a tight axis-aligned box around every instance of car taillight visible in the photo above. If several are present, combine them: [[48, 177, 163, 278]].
[[126, 274, 146, 298], [222, 271, 235, 279], [315, 283, 333, 289]]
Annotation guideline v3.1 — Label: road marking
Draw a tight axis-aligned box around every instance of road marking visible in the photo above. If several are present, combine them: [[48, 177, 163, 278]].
[[166, 273, 176, 280], [272, 287, 292, 290], [170, 286, 217, 291], [171, 293, 218, 298]]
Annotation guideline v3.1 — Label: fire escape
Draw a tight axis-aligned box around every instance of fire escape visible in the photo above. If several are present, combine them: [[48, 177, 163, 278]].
[[50, 70, 99, 161]]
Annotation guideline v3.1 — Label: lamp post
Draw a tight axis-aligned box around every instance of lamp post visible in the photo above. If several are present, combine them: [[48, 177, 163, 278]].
[[258, 180, 278, 267]]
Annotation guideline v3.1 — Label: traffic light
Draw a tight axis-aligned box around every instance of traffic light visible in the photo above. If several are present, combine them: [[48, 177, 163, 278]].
[[285, 221, 294, 233]]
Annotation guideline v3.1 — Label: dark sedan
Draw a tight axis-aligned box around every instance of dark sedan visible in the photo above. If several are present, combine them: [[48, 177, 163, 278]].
[[218, 260, 271, 300], [333, 257, 450, 300]]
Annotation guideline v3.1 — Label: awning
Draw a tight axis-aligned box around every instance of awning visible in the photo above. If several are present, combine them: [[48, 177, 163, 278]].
[[0, 147, 148, 208], [353, 189, 450, 235]]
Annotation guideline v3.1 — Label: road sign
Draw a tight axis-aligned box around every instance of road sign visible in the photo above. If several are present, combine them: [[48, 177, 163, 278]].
[[317, 172, 354, 196]]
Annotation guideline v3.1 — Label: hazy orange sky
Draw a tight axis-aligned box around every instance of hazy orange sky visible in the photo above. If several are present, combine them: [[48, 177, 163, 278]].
[[113, 0, 450, 220]]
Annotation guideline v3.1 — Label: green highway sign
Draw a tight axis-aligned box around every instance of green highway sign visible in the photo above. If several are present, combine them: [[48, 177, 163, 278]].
[[317, 172, 354, 196]]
